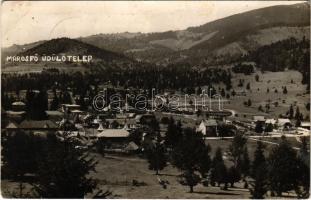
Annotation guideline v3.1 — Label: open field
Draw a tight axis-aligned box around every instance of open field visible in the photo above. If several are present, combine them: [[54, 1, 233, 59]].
[[228, 70, 309, 119]]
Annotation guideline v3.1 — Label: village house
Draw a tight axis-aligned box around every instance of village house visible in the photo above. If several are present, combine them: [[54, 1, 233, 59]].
[[12, 101, 26, 111], [5, 119, 58, 132], [277, 118, 292, 130], [105, 118, 137, 130], [197, 119, 218, 136], [265, 118, 277, 126], [61, 104, 81, 113], [45, 110, 64, 121], [97, 129, 131, 150], [300, 122, 311, 130], [5, 110, 26, 123]]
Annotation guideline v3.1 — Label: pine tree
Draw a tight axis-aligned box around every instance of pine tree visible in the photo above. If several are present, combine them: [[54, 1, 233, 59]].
[[246, 83, 251, 90], [295, 137, 310, 198], [178, 171, 201, 193], [210, 147, 227, 187], [62, 91, 72, 104], [240, 147, 250, 177], [250, 141, 268, 199], [289, 104, 294, 119], [250, 165, 268, 199], [164, 117, 182, 148], [198, 144, 211, 179], [227, 166, 241, 187], [251, 141, 266, 178], [221, 88, 226, 97], [255, 74, 259, 82], [146, 135, 167, 175], [255, 123, 264, 133], [33, 135, 99, 198], [231, 90, 236, 96], [50, 93, 59, 110], [306, 103, 310, 111], [295, 106, 301, 120], [264, 123, 274, 132], [229, 134, 247, 168], [258, 105, 263, 112], [172, 128, 210, 192], [2, 131, 44, 178], [247, 99, 252, 107], [268, 137, 300, 196]]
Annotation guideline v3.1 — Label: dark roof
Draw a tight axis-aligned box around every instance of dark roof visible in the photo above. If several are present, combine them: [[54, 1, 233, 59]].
[[45, 111, 63, 116], [19, 120, 58, 129]]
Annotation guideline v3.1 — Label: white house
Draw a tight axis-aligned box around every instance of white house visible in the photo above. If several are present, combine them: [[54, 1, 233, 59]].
[[277, 118, 291, 129], [197, 119, 218, 136], [265, 119, 276, 125]]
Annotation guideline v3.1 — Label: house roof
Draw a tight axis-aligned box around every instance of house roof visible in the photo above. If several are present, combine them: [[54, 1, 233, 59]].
[[97, 129, 130, 138], [201, 119, 218, 127], [265, 119, 276, 124], [6, 111, 26, 115], [12, 101, 25, 106], [19, 120, 58, 129], [97, 123, 105, 131], [106, 118, 136, 125], [6, 122, 19, 129], [277, 118, 291, 126], [253, 116, 265, 122], [62, 104, 80, 107], [70, 109, 83, 113], [125, 141, 139, 151], [45, 111, 63, 116], [300, 122, 310, 127], [57, 131, 86, 137]]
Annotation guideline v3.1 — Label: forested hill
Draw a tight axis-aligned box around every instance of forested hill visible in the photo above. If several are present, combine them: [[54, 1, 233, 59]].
[[247, 37, 310, 90], [19, 38, 131, 63]]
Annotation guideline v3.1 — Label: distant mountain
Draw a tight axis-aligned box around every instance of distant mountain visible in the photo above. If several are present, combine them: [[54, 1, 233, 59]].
[[79, 2, 310, 64], [2, 2, 310, 65]]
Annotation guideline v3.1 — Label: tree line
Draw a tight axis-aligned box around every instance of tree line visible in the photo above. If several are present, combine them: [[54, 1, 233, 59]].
[[144, 117, 309, 198]]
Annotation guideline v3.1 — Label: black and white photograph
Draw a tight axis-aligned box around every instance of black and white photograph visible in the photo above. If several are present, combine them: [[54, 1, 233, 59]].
[[1, 1, 310, 198]]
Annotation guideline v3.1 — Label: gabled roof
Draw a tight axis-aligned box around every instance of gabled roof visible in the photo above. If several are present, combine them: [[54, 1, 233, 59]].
[[106, 118, 136, 125], [57, 131, 86, 137], [253, 116, 265, 122], [277, 118, 291, 126], [125, 141, 139, 151], [6, 111, 26, 115], [97, 123, 104, 131], [201, 119, 217, 127], [301, 122, 311, 127], [6, 122, 19, 129], [12, 101, 26, 106], [19, 120, 58, 129], [265, 119, 276, 124], [45, 111, 63, 116], [97, 129, 130, 138], [70, 110, 83, 113]]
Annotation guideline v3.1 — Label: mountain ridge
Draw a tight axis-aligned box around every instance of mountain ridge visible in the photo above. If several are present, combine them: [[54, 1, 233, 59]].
[[2, 2, 310, 65]]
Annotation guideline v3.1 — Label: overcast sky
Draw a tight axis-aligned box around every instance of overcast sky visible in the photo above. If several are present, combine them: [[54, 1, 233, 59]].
[[2, 1, 305, 47]]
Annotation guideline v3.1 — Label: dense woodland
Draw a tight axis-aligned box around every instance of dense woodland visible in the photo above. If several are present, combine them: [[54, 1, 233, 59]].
[[248, 37, 310, 88]]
